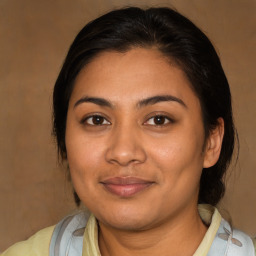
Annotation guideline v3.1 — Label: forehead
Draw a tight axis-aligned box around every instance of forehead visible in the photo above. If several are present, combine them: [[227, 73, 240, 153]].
[[70, 48, 199, 109]]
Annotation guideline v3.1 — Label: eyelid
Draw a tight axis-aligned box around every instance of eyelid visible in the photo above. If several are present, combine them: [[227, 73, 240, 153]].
[[81, 113, 111, 126], [143, 112, 174, 126]]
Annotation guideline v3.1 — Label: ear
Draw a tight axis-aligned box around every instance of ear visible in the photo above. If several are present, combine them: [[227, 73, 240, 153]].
[[203, 118, 224, 168]]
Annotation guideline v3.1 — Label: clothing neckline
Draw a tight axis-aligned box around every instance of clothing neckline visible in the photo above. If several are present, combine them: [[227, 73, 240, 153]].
[[82, 204, 222, 256]]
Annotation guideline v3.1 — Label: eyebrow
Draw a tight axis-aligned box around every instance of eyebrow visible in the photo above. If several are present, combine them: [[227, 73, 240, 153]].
[[137, 95, 187, 108], [74, 96, 113, 109], [74, 95, 187, 109]]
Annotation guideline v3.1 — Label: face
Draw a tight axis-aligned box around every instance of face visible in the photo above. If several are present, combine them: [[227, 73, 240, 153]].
[[65, 48, 215, 231]]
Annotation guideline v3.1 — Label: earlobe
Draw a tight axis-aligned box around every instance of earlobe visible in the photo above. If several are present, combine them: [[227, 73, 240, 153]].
[[203, 118, 224, 168]]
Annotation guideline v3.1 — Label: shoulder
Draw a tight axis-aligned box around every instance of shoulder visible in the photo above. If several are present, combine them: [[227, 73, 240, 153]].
[[197, 205, 256, 256], [253, 238, 256, 255], [230, 227, 256, 256], [1, 225, 55, 256]]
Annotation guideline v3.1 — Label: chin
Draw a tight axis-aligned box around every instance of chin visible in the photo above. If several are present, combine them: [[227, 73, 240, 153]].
[[102, 216, 151, 231], [95, 204, 158, 231]]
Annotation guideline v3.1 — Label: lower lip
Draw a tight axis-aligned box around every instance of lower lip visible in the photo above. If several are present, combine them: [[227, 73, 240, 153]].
[[102, 183, 153, 197]]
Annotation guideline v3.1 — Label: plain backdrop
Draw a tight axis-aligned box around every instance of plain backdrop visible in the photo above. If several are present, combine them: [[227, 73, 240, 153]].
[[0, 0, 255, 251]]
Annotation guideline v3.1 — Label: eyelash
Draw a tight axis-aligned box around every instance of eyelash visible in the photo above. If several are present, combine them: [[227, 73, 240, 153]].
[[144, 115, 173, 126], [81, 114, 173, 127], [82, 115, 111, 126]]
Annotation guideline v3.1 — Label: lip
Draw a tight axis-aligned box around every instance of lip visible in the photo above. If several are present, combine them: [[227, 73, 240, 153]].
[[100, 177, 154, 197]]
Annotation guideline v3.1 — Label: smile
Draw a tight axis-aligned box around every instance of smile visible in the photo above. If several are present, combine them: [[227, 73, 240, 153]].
[[100, 177, 154, 197]]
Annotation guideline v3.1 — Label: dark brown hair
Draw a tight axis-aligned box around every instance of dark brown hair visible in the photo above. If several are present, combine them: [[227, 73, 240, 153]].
[[53, 7, 236, 206]]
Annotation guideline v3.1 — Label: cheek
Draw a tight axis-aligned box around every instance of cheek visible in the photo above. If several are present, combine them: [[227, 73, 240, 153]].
[[148, 134, 203, 168], [66, 140, 105, 204], [146, 128, 205, 188], [65, 126, 106, 185], [68, 140, 102, 167]]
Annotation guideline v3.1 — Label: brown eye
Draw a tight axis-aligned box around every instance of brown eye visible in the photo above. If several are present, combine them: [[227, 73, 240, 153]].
[[84, 115, 110, 125], [145, 115, 172, 126], [153, 116, 166, 125]]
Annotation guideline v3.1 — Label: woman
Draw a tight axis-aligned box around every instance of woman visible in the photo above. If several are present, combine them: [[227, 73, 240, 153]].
[[2, 6, 255, 256]]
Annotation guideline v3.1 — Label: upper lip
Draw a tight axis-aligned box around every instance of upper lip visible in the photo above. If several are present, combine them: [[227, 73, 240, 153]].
[[100, 176, 154, 185]]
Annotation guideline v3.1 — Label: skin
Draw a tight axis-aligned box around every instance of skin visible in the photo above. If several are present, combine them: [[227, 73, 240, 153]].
[[65, 48, 224, 256]]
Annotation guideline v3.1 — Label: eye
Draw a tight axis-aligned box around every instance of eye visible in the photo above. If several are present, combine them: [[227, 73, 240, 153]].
[[83, 115, 111, 126], [144, 115, 172, 126]]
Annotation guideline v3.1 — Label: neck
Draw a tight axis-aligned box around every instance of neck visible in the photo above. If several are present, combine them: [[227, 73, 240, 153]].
[[98, 204, 208, 256]]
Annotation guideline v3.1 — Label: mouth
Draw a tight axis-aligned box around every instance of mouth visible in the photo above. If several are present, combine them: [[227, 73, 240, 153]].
[[100, 177, 154, 197]]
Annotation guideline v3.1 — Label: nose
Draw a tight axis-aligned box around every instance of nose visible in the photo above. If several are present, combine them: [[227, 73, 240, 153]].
[[105, 124, 147, 166]]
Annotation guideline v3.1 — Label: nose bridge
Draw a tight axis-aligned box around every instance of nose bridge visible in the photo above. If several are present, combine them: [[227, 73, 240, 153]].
[[105, 120, 146, 166]]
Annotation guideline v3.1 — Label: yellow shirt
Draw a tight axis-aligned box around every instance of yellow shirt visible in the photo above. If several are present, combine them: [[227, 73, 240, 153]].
[[1, 225, 55, 256], [2, 205, 255, 256]]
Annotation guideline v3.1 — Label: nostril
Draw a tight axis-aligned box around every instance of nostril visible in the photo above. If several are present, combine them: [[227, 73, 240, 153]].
[[105, 143, 147, 166]]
